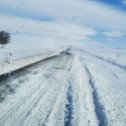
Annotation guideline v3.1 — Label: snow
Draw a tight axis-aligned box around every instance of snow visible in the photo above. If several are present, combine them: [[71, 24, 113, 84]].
[[0, 0, 126, 125], [79, 47, 126, 67], [0, 47, 126, 126], [69, 56, 98, 125], [0, 47, 69, 75], [75, 48, 126, 126]]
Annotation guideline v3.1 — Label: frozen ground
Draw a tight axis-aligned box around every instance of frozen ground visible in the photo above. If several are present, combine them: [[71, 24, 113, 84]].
[[78, 47, 126, 68], [0, 47, 68, 75], [0, 47, 126, 126]]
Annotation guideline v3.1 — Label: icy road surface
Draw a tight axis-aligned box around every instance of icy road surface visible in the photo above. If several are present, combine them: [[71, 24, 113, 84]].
[[0, 49, 126, 126]]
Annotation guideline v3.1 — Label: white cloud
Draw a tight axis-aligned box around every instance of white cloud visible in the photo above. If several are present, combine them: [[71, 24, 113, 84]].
[[1, 0, 126, 32], [0, 14, 97, 40], [1, 0, 126, 47], [103, 31, 126, 38], [0, 14, 97, 47]]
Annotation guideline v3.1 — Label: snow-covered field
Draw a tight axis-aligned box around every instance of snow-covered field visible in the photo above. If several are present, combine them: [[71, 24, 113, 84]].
[[78, 47, 126, 68], [0, 47, 69, 75], [0, 47, 126, 126]]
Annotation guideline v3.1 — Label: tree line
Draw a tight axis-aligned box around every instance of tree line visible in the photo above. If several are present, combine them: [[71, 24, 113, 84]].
[[0, 31, 10, 48]]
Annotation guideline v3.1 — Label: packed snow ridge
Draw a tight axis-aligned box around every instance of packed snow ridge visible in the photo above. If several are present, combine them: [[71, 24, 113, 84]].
[[0, 47, 69, 75], [0, 47, 126, 126]]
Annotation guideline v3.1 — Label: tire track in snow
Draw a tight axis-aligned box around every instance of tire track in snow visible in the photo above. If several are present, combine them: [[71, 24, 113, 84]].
[[0, 56, 64, 125], [0, 54, 72, 126], [44, 55, 74, 126], [23, 54, 73, 126], [45, 79, 68, 126], [85, 66, 108, 126], [10, 79, 53, 126], [24, 75, 64, 126], [40, 82, 64, 126], [19, 55, 72, 126], [80, 49, 126, 71], [0, 55, 63, 102], [42, 54, 74, 126], [67, 56, 99, 125], [0, 77, 51, 126], [64, 80, 73, 126], [64, 55, 74, 126]]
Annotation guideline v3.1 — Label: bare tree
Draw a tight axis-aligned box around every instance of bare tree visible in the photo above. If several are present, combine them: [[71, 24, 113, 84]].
[[0, 31, 10, 48]]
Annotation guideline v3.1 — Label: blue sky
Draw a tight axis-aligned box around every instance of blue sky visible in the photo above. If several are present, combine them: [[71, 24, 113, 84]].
[[96, 0, 126, 11], [0, 0, 126, 48], [94, 0, 126, 47]]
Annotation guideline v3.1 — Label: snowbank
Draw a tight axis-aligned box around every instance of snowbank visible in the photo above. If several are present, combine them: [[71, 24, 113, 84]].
[[0, 47, 68, 76]]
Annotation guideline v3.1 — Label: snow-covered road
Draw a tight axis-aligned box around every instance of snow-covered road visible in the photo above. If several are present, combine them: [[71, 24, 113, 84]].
[[0, 48, 126, 126]]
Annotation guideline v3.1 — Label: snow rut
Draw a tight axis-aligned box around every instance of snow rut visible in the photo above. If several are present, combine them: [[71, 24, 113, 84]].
[[85, 66, 108, 126], [0, 53, 73, 126], [0, 56, 65, 124], [0, 55, 64, 102], [0, 82, 47, 125], [68, 56, 98, 126], [0, 51, 111, 126], [80, 49, 126, 71], [0, 72, 56, 125], [23, 54, 73, 126], [44, 56, 74, 126], [64, 80, 73, 126]]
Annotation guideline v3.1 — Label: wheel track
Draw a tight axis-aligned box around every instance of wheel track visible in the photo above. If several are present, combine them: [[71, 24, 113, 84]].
[[23, 54, 73, 126], [85, 65, 108, 126], [12, 75, 59, 126], [0, 53, 72, 126], [79, 49, 126, 71], [0, 57, 63, 124], [39, 55, 74, 126], [64, 80, 73, 126], [45, 80, 68, 126], [0, 68, 57, 126], [44, 55, 74, 126], [0, 54, 66, 103], [41, 79, 66, 126], [23, 75, 63, 126]]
